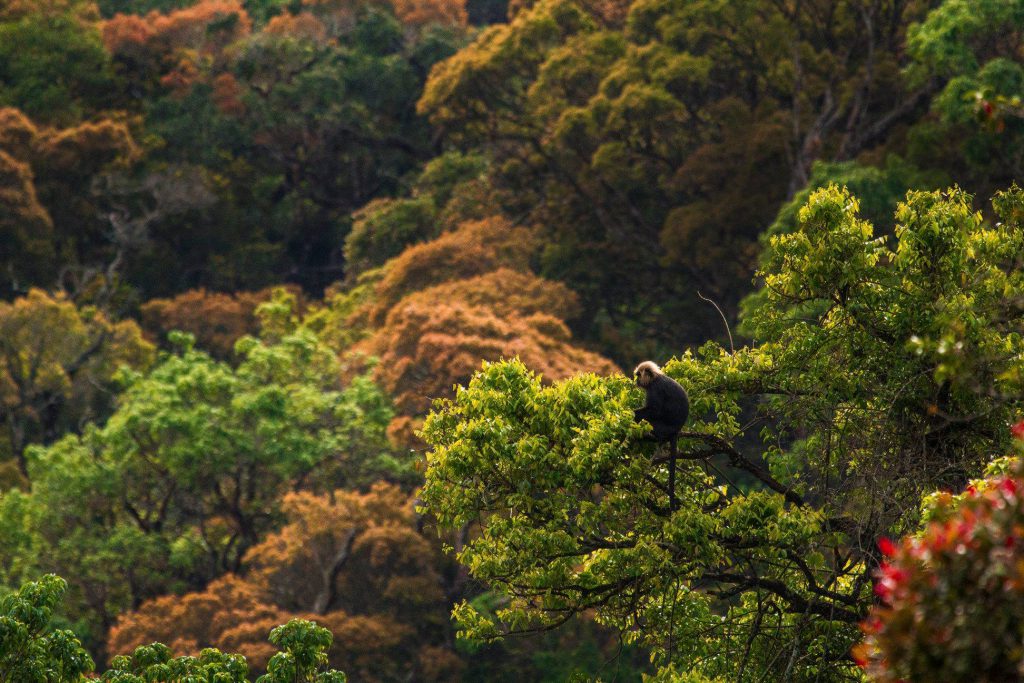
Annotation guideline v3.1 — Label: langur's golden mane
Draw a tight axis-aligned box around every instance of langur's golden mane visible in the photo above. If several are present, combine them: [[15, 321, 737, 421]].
[[633, 360, 662, 387]]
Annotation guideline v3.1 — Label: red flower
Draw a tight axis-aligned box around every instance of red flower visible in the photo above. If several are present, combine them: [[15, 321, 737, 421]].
[[878, 537, 897, 557], [1011, 420, 1024, 440], [879, 563, 908, 583]]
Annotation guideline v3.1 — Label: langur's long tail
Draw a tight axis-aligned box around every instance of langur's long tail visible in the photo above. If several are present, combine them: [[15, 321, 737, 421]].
[[668, 439, 678, 512]]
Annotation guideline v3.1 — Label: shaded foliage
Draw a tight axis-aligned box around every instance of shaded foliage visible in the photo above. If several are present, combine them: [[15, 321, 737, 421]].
[[905, 0, 1024, 195], [0, 107, 142, 299], [95, 0, 469, 298], [342, 151, 493, 279], [418, 0, 937, 360], [0, 5, 119, 124], [4, 1, 1024, 680]]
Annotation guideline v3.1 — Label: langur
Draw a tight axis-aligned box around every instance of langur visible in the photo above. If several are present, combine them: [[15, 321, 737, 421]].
[[634, 361, 689, 511]]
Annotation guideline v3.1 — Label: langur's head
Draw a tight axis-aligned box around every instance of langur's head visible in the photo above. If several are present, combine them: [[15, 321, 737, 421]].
[[633, 361, 661, 388]]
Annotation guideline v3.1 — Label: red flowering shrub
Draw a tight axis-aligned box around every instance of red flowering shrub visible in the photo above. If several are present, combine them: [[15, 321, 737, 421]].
[[856, 457, 1024, 682]]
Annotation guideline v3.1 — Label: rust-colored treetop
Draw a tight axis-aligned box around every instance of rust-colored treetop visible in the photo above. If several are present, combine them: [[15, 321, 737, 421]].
[[102, 0, 252, 55], [108, 484, 460, 681], [140, 286, 303, 359], [339, 216, 618, 426], [360, 268, 617, 415], [365, 216, 537, 326]]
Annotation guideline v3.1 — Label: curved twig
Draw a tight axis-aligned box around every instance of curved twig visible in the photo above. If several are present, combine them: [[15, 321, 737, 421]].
[[698, 291, 735, 353]]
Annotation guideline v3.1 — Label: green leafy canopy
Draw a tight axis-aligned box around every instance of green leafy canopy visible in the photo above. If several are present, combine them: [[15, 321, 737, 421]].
[[422, 184, 1024, 681]]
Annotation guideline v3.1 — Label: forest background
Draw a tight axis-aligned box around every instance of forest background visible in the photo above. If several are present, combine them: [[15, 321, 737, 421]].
[[2, 0, 1024, 680]]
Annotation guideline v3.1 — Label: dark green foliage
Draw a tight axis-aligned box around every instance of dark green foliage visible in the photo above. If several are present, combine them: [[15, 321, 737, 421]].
[[905, 0, 1024, 193], [120, 8, 465, 297], [764, 158, 946, 242], [342, 150, 489, 276], [466, 0, 507, 25], [4, 0, 1024, 680], [418, 0, 935, 361], [0, 16, 119, 124], [97, 0, 196, 17], [345, 197, 439, 277], [462, 618, 650, 682]]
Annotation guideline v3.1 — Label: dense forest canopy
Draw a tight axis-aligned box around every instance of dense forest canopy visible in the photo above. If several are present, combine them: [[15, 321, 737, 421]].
[[2, 0, 1024, 680]]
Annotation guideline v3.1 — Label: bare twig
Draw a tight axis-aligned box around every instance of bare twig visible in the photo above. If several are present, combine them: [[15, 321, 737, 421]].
[[698, 291, 735, 353]]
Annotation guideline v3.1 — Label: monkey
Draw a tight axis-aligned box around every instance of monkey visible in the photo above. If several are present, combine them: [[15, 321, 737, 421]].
[[633, 361, 689, 511], [634, 361, 689, 441]]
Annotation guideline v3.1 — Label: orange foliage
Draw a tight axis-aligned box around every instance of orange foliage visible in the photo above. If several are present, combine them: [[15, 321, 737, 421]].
[[0, 151, 54, 281], [107, 574, 289, 670], [0, 151, 52, 232], [140, 286, 302, 358], [309, 612, 415, 679], [404, 267, 582, 320], [99, 13, 152, 54], [385, 414, 420, 447], [108, 484, 459, 681], [246, 485, 444, 613], [366, 216, 536, 326], [358, 270, 617, 415], [159, 57, 202, 96], [0, 111, 50, 251], [0, 289, 154, 469], [343, 217, 618, 427], [102, 1, 251, 94], [0, 107, 139, 294], [103, 0, 251, 53], [389, 0, 467, 27], [144, 0, 251, 49], [33, 118, 141, 173], [264, 12, 329, 43], [0, 106, 140, 175]]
